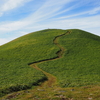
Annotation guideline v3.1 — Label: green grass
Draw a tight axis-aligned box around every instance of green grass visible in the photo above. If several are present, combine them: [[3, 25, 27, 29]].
[[38, 29, 100, 87], [0, 29, 100, 97], [0, 29, 67, 96]]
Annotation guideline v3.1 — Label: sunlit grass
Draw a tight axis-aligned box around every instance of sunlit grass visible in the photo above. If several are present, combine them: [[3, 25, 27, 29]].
[[39, 29, 100, 87], [0, 29, 67, 96], [0, 29, 100, 98]]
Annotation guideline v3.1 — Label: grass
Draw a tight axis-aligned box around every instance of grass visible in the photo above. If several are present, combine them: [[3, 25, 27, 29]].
[[0, 29, 100, 98], [0, 29, 67, 97], [1, 84, 100, 100], [38, 29, 100, 87]]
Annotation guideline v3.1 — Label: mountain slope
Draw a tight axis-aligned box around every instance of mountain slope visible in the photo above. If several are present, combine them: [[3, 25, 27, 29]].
[[0, 29, 100, 97], [39, 29, 100, 87], [0, 29, 67, 96]]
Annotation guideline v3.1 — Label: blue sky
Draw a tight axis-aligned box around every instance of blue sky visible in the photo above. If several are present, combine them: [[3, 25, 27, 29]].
[[0, 0, 100, 45]]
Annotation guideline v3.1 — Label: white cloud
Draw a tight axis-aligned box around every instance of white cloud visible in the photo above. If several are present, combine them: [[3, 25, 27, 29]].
[[0, 0, 74, 33], [89, 7, 100, 14], [28, 15, 100, 36], [0, 0, 32, 16], [0, 20, 30, 32], [0, 38, 10, 45], [57, 6, 100, 20], [0, 0, 100, 46], [0, 0, 100, 34], [27, 0, 74, 21]]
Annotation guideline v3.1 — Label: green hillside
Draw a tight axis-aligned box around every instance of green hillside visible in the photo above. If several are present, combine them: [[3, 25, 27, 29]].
[[0, 29, 100, 97], [39, 29, 100, 87]]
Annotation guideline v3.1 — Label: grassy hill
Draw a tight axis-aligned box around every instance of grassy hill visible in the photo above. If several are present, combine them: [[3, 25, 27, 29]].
[[0, 29, 100, 98], [39, 29, 100, 87]]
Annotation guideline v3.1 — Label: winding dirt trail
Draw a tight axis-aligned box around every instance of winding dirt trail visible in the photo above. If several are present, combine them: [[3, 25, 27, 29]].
[[3, 30, 100, 100], [30, 30, 71, 88], [1, 31, 71, 100], [31, 64, 57, 87]]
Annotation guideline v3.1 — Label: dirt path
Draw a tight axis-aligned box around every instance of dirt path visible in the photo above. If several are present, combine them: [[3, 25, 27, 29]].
[[1, 31, 71, 100], [3, 30, 100, 100], [31, 64, 57, 87], [30, 30, 71, 88]]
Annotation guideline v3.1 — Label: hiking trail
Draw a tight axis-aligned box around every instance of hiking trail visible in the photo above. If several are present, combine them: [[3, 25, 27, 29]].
[[29, 30, 71, 88]]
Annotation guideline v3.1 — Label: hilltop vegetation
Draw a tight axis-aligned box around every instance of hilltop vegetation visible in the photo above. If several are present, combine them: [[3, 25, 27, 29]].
[[0, 29, 100, 97]]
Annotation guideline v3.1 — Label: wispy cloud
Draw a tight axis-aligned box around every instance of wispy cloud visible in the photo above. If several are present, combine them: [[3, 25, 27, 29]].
[[27, 15, 100, 32], [0, 0, 31, 16], [0, 0, 100, 45], [0, 21, 29, 32], [0, 38, 10, 45], [57, 6, 100, 20], [28, 0, 74, 21], [89, 7, 100, 14], [0, 0, 74, 33]]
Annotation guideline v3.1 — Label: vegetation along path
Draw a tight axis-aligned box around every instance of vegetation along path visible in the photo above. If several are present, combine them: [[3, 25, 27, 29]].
[[29, 31, 71, 87], [4, 31, 69, 100], [2, 29, 100, 100], [9, 31, 70, 100], [1, 31, 71, 100]]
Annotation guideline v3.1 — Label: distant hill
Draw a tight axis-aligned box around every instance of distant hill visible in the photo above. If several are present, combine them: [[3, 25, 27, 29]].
[[0, 29, 100, 97]]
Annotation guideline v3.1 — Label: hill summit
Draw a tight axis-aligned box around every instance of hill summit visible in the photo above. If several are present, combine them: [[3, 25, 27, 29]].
[[0, 29, 100, 97]]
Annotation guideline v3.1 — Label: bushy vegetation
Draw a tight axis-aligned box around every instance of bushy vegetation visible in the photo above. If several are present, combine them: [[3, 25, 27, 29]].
[[0, 29, 66, 96], [38, 29, 100, 87]]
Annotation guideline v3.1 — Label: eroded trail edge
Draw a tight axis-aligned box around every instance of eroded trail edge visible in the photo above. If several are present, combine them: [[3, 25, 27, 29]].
[[29, 31, 71, 87]]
